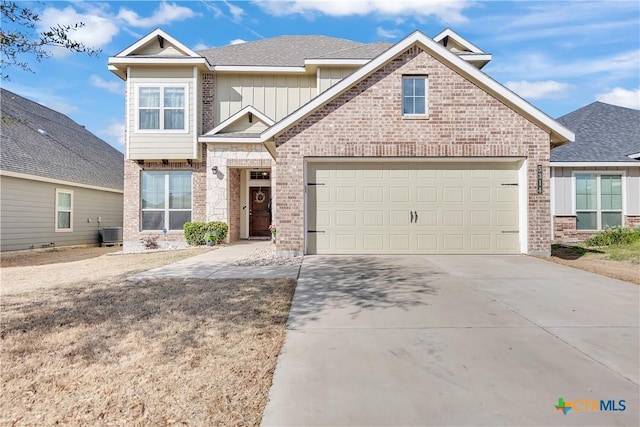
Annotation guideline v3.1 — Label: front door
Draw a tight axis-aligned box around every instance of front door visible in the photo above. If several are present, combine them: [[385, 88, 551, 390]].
[[249, 187, 271, 237]]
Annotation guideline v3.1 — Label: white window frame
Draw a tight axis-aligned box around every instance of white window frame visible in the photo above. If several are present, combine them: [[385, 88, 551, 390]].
[[140, 171, 193, 231], [402, 75, 428, 117], [135, 84, 189, 133], [571, 171, 626, 230], [55, 188, 73, 232]]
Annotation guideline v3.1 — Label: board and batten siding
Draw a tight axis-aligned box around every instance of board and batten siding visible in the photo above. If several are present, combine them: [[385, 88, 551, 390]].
[[0, 176, 123, 251], [127, 67, 196, 160], [552, 166, 640, 215], [318, 66, 358, 93], [215, 74, 316, 124]]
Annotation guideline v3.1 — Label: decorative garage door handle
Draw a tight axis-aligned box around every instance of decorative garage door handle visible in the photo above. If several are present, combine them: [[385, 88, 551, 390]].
[[410, 211, 414, 223], [414, 211, 418, 223]]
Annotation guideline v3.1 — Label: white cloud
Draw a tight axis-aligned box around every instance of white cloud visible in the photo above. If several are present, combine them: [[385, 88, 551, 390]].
[[255, 0, 473, 24], [505, 80, 572, 100], [117, 2, 196, 27], [489, 50, 640, 81], [37, 6, 119, 56], [98, 120, 126, 146], [224, 0, 245, 22], [193, 42, 214, 51], [596, 87, 640, 110], [229, 39, 247, 45], [90, 75, 122, 94], [376, 27, 401, 39]]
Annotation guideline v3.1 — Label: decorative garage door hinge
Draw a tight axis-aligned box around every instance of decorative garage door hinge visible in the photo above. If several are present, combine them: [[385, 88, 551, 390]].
[[501, 183, 518, 186], [307, 230, 326, 233], [307, 183, 325, 185], [501, 230, 519, 233]]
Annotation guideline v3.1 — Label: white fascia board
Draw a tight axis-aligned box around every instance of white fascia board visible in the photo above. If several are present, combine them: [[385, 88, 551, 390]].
[[457, 53, 493, 61], [260, 30, 575, 144], [205, 106, 275, 136], [116, 28, 201, 58], [432, 28, 485, 54], [200, 137, 263, 144], [211, 65, 306, 73], [304, 59, 369, 66], [0, 170, 124, 194], [108, 57, 208, 66], [551, 161, 640, 167]]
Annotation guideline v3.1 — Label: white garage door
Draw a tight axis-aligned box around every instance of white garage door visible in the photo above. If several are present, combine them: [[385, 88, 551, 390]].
[[307, 162, 520, 254]]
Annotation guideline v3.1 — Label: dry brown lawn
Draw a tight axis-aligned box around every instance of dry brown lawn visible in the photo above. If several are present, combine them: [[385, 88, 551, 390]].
[[1, 248, 296, 426]]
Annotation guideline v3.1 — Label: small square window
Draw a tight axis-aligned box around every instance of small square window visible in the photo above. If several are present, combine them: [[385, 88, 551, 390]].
[[402, 76, 428, 116]]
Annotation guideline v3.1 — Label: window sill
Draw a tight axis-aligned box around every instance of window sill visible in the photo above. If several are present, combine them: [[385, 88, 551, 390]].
[[55, 229, 73, 233], [401, 115, 429, 120]]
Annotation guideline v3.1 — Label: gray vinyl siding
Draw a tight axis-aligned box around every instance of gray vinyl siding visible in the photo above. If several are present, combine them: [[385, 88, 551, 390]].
[[0, 175, 123, 252], [552, 166, 640, 216]]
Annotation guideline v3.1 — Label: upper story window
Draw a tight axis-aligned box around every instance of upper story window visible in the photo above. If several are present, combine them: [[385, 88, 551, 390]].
[[137, 85, 187, 132], [402, 76, 428, 116]]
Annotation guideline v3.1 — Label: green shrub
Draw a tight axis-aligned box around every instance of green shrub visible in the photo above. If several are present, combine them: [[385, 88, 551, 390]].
[[183, 221, 229, 245], [585, 226, 640, 246]]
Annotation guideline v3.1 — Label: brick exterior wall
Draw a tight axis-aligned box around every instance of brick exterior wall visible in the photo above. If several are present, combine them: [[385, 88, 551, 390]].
[[275, 46, 551, 256], [625, 216, 640, 228], [554, 215, 640, 242], [202, 73, 215, 134], [122, 147, 207, 251]]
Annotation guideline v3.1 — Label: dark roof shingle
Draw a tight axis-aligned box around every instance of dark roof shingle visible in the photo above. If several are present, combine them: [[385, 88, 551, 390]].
[[551, 102, 640, 162], [1, 88, 124, 190]]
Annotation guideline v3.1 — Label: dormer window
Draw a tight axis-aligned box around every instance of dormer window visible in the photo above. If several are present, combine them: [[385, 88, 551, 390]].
[[402, 76, 428, 116], [137, 85, 187, 132]]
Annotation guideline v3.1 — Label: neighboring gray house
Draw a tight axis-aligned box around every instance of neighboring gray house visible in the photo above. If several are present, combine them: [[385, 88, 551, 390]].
[[0, 88, 124, 251], [551, 102, 640, 241]]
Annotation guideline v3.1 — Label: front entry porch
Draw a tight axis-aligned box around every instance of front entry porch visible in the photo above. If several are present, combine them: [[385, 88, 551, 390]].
[[227, 167, 273, 242]]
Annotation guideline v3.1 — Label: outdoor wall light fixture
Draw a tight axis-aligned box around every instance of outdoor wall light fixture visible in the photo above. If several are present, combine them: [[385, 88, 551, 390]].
[[211, 166, 218, 174]]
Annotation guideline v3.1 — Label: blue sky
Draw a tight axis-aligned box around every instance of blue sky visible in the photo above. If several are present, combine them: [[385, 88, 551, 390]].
[[2, 0, 639, 152]]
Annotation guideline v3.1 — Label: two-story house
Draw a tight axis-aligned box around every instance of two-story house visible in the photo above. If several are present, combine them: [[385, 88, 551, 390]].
[[108, 28, 573, 255]]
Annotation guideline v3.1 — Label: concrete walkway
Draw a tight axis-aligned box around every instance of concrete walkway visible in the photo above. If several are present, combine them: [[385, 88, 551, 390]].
[[262, 255, 639, 426], [127, 240, 300, 280]]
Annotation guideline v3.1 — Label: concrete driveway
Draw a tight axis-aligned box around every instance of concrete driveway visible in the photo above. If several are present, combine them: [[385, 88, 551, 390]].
[[262, 255, 639, 426]]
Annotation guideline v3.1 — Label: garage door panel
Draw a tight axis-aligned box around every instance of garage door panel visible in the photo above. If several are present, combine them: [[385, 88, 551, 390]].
[[389, 210, 410, 226], [363, 186, 384, 202], [389, 234, 410, 250], [363, 210, 384, 226], [389, 187, 409, 202], [307, 162, 520, 254]]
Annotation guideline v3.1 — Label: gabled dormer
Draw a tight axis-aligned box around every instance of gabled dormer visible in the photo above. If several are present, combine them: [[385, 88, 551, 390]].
[[109, 29, 208, 78], [108, 29, 209, 161], [433, 28, 492, 69]]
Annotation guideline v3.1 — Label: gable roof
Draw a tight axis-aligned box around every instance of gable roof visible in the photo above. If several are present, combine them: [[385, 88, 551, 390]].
[[551, 102, 640, 163], [197, 35, 372, 67], [259, 30, 574, 145], [1, 88, 124, 190], [205, 105, 275, 136]]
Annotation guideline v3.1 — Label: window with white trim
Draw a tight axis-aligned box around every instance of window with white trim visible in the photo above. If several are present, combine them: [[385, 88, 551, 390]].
[[137, 85, 187, 131], [141, 172, 192, 230], [575, 174, 622, 230], [402, 76, 427, 116], [55, 189, 73, 231]]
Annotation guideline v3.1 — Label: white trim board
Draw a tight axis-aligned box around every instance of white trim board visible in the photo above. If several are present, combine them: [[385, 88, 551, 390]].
[[551, 162, 640, 167], [0, 170, 124, 193]]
